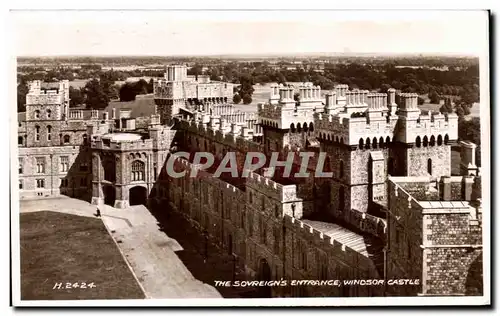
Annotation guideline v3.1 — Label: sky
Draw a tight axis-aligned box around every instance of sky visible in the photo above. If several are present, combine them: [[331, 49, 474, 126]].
[[11, 10, 489, 57]]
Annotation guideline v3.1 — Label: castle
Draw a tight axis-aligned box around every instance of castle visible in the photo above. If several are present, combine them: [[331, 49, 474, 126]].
[[17, 65, 483, 297]]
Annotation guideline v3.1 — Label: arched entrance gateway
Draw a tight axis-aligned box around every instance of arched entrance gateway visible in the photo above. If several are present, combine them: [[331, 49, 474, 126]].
[[258, 258, 272, 298], [103, 185, 116, 206], [129, 186, 148, 206]]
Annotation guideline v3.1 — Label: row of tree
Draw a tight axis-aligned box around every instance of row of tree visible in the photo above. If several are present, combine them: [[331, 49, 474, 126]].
[[17, 75, 155, 112], [202, 62, 479, 107]]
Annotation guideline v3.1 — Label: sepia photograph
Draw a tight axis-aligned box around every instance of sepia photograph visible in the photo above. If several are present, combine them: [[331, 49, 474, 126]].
[[9, 9, 490, 307]]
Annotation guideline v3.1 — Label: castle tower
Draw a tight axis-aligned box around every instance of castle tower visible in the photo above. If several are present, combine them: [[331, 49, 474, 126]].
[[154, 65, 189, 125], [460, 141, 479, 176], [24, 80, 70, 147], [393, 92, 458, 178]]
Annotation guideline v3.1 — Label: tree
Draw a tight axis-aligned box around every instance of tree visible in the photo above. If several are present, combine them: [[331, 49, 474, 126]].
[[379, 84, 392, 93], [119, 83, 138, 102], [147, 78, 154, 94], [99, 73, 116, 100], [439, 98, 453, 114], [135, 79, 149, 95], [238, 74, 255, 98], [242, 94, 252, 105], [17, 81, 29, 112], [417, 96, 425, 105], [69, 86, 84, 107], [83, 79, 109, 109], [233, 93, 242, 104], [429, 89, 440, 104]]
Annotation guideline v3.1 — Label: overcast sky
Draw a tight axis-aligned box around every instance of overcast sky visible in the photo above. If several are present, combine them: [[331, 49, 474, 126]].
[[12, 10, 489, 57]]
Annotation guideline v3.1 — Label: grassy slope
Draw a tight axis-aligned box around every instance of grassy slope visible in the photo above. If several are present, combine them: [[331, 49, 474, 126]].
[[20, 211, 144, 300]]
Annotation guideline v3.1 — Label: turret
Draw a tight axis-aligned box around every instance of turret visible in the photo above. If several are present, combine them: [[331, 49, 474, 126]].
[[387, 88, 397, 115], [325, 92, 337, 114], [335, 84, 349, 107], [396, 93, 420, 119], [460, 141, 479, 176], [269, 84, 280, 104], [278, 85, 295, 108]]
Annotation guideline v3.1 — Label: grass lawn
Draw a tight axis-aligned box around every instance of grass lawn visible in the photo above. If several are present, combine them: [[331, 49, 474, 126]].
[[20, 211, 145, 300], [106, 94, 156, 118]]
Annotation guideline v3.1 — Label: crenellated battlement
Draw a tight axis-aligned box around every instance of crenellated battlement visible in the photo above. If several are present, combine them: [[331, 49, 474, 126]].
[[246, 171, 300, 203], [179, 118, 263, 151], [283, 215, 383, 269], [399, 111, 459, 144], [314, 112, 398, 146]]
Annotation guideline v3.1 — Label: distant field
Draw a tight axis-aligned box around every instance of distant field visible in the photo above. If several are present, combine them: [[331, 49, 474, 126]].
[[20, 211, 144, 300]]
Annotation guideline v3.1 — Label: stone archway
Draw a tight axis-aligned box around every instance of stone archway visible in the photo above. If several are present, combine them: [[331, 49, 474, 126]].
[[129, 186, 148, 206], [103, 185, 116, 206], [258, 258, 272, 298]]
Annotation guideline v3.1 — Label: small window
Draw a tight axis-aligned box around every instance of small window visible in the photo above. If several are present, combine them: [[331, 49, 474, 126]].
[[60, 156, 69, 172], [19, 180, 23, 190], [47, 125, 52, 141], [339, 160, 344, 178], [35, 125, 40, 141], [427, 158, 433, 175], [36, 157, 45, 174], [18, 158, 23, 174], [46, 109, 52, 119], [36, 179, 45, 188], [63, 135, 70, 144], [35, 110, 40, 119], [18, 136, 23, 145]]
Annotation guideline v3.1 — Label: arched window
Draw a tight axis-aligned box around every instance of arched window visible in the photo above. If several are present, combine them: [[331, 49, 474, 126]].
[[444, 134, 449, 145], [324, 156, 332, 173], [416, 136, 421, 148], [386, 136, 391, 145], [372, 137, 378, 149], [359, 138, 364, 150], [430, 135, 436, 146], [290, 123, 295, 133], [63, 135, 70, 144], [437, 135, 443, 146], [309, 122, 314, 132], [35, 125, 40, 141], [423, 136, 429, 147], [303, 122, 308, 133], [46, 109, 52, 119], [427, 158, 432, 175], [365, 138, 371, 149], [131, 160, 145, 181], [339, 160, 344, 178], [297, 123, 302, 133], [34, 110, 40, 119], [379, 137, 384, 149], [47, 125, 52, 141]]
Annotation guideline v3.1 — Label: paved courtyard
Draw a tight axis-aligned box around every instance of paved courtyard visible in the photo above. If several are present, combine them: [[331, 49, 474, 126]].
[[19, 196, 221, 299]]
